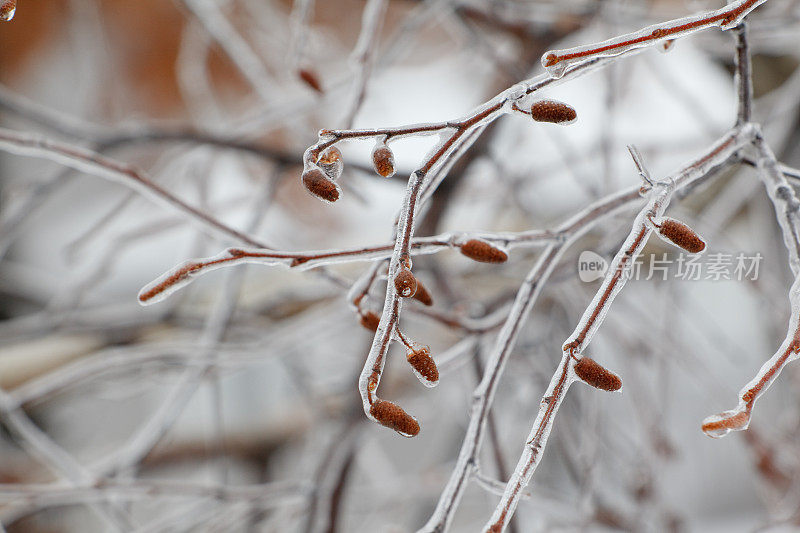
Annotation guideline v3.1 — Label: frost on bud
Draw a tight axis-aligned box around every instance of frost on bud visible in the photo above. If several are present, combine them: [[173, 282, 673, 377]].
[[359, 311, 380, 332], [317, 146, 343, 180], [574, 357, 622, 392], [302, 167, 340, 203], [530, 100, 577, 124], [369, 399, 420, 437], [407, 346, 439, 387], [372, 143, 395, 178], [412, 279, 433, 306], [459, 239, 508, 263], [654, 217, 705, 254], [394, 268, 417, 298], [0, 0, 15, 21], [298, 68, 323, 93]]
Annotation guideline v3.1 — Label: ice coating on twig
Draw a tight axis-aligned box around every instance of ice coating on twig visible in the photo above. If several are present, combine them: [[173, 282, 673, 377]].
[[483, 356, 577, 532], [702, 137, 800, 438], [480, 129, 756, 532], [542, 0, 767, 78]]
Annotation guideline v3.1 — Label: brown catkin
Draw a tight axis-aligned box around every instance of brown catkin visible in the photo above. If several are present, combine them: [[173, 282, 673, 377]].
[[530, 100, 577, 124], [657, 218, 705, 253], [394, 269, 417, 297], [369, 399, 420, 436], [302, 167, 340, 202], [460, 239, 508, 263], [372, 145, 395, 178], [407, 346, 439, 384], [574, 357, 622, 391], [412, 280, 433, 306], [359, 311, 380, 332], [298, 68, 323, 93]]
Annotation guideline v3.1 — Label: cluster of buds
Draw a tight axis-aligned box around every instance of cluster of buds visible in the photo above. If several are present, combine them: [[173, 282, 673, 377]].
[[302, 137, 398, 202], [367, 338, 438, 436], [393, 267, 433, 306]]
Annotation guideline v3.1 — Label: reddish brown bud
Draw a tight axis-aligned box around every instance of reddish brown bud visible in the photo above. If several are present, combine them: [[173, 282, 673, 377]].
[[359, 311, 380, 332], [302, 167, 340, 203], [412, 279, 433, 306], [394, 269, 417, 298], [0, 0, 15, 21], [298, 68, 323, 93], [369, 399, 420, 437], [317, 146, 342, 165], [317, 147, 343, 180], [460, 239, 508, 263], [574, 357, 622, 391], [407, 346, 439, 385], [372, 144, 395, 178], [656, 218, 705, 254], [530, 100, 577, 124]]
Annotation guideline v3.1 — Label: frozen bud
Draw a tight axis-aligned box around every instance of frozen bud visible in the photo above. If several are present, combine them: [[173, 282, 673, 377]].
[[0, 0, 15, 21], [298, 68, 323, 93], [529, 99, 577, 124], [302, 167, 340, 203], [359, 311, 380, 332], [701, 409, 750, 438], [412, 279, 433, 306], [407, 346, 439, 387], [369, 399, 420, 437], [394, 268, 417, 298], [460, 239, 508, 263], [659, 39, 675, 53], [138, 262, 201, 304], [574, 357, 622, 392], [654, 217, 705, 254], [372, 143, 395, 178], [317, 146, 344, 180]]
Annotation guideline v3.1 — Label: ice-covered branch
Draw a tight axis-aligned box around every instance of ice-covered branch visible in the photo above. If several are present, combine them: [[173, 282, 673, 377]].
[[484, 126, 755, 532], [701, 131, 800, 438], [541, 0, 768, 77]]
